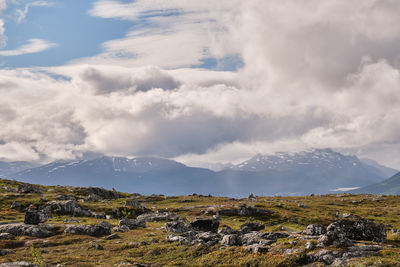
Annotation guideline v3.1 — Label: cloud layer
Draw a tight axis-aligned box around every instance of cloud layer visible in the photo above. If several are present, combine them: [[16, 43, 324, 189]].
[[1, 0, 400, 169]]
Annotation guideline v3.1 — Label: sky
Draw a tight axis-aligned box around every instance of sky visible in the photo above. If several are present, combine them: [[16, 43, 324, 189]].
[[0, 0, 400, 169]]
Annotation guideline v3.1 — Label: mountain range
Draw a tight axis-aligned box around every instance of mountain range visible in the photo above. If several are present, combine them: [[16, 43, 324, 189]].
[[0, 149, 398, 197]]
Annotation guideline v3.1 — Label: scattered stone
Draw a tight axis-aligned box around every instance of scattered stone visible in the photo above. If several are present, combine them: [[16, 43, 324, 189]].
[[119, 218, 146, 230], [245, 244, 269, 253], [95, 212, 107, 219], [65, 222, 112, 237], [63, 218, 80, 223], [112, 225, 130, 233], [10, 201, 25, 211], [55, 194, 77, 201], [84, 187, 120, 199], [219, 204, 274, 217], [87, 194, 102, 202], [220, 234, 241, 246], [305, 241, 315, 250], [165, 221, 188, 233]]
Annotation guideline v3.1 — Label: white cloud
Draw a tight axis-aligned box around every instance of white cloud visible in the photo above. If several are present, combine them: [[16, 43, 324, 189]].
[[0, 38, 56, 56], [1, 1, 400, 169], [15, 1, 53, 23]]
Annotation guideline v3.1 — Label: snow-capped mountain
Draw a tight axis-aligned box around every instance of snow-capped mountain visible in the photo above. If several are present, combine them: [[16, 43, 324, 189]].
[[5, 150, 397, 196], [230, 148, 365, 172]]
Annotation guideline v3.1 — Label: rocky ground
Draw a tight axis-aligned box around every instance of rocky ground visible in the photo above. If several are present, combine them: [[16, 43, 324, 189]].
[[1, 179, 400, 266]]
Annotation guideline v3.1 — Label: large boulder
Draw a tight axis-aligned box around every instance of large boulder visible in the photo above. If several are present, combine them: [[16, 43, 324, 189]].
[[189, 218, 219, 233], [24, 207, 48, 225], [84, 187, 120, 199], [220, 234, 241, 246], [318, 219, 386, 247], [64, 222, 112, 237], [165, 221, 188, 234], [0, 223, 55, 238], [45, 200, 92, 217], [119, 218, 146, 230], [17, 184, 41, 194]]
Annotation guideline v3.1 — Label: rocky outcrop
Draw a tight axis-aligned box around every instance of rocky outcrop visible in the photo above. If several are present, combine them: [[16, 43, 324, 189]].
[[64, 222, 112, 237], [189, 218, 219, 233], [0, 223, 55, 238], [240, 222, 265, 233], [24, 207, 49, 225], [17, 184, 41, 194], [318, 219, 386, 247], [305, 224, 326, 236], [84, 187, 120, 199]]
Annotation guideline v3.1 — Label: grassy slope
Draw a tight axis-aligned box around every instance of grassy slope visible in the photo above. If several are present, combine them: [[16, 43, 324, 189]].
[[353, 172, 400, 195], [1, 178, 400, 266]]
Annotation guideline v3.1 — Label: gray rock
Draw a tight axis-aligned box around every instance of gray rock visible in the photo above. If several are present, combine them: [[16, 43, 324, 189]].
[[119, 218, 146, 230], [17, 184, 41, 194], [45, 200, 92, 217], [245, 244, 269, 253], [24, 208, 48, 225], [165, 221, 188, 233], [125, 199, 144, 209], [219, 204, 274, 217], [305, 224, 326, 235], [0, 223, 55, 238], [85, 187, 120, 199], [89, 241, 103, 250], [218, 226, 237, 235], [112, 225, 130, 233], [0, 249, 16, 256], [10, 201, 25, 211], [55, 194, 76, 201], [65, 222, 112, 237]]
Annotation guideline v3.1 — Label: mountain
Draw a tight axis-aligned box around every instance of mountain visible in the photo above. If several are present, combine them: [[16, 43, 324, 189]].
[[6, 149, 393, 197], [0, 161, 38, 177], [360, 158, 398, 178], [351, 172, 400, 195]]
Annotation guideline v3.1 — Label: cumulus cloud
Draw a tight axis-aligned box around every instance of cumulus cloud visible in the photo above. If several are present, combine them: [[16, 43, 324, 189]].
[[0, 38, 57, 56], [1, 0, 400, 169]]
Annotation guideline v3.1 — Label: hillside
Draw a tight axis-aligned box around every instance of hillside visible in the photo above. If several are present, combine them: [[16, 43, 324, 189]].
[[351, 172, 400, 195], [1, 178, 400, 266]]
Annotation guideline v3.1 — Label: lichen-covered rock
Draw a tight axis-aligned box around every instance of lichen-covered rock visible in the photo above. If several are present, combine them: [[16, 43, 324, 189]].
[[45, 200, 92, 217], [220, 234, 241, 246], [24, 208, 48, 225], [165, 221, 188, 233]]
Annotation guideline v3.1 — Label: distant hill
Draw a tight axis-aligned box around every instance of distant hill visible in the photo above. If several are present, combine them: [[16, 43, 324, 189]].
[[360, 158, 398, 178], [351, 172, 400, 195], [6, 149, 395, 197]]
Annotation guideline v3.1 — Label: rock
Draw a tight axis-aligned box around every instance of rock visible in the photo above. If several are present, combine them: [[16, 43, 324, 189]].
[[87, 194, 102, 202], [0, 233, 15, 240], [165, 221, 188, 233], [305, 241, 315, 250], [17, 184, 41, 194], [24, 207, 48, 225], [65, 222, 112, 237], [0, 262, 34, 267], [45, 200, 92, 217], [63, 218, 80, 223], [218, 225, 236, 235], [245, 244, 269, 253], [105, 233, 121, 240], [89, 241, 103, 250], [95, 212, 107, 219], [119, 218, 146, 230], [136, 212, 179, 222], [0, 223, 55, 238], [248, 193, 256, 200], [318, 219, 386, 247], [240, 222, 265, 233], [84, 187, 120, 199], [305, 224, 326, 235], [189, 218, 219, 233], [221, 234, 241, 246]]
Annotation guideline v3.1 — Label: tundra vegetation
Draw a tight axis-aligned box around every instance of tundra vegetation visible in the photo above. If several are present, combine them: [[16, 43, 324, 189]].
[[1, 178, 400, 266]]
